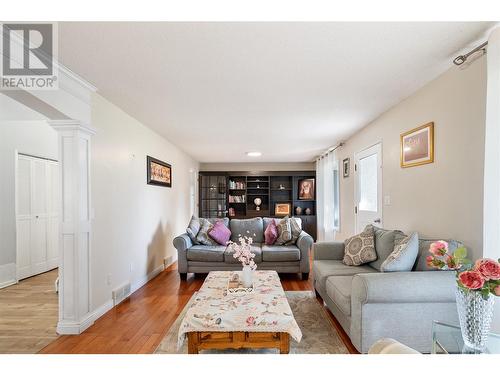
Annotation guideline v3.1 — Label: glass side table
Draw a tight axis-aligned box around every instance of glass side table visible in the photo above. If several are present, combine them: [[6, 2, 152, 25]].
[[432, 321, 500, 354]]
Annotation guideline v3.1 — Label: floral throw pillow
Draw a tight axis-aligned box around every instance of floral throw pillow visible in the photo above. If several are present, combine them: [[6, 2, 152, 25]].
[[275, 216, 292, 245], [343, 224, 377, 266], [196, 218, 218, 246], [186, 215, 201, 244]]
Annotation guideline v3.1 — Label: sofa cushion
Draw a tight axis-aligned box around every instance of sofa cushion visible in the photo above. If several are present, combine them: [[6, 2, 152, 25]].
[[343, 225, 377, 266], [196, 218, 218, 246], [263, 217, 302, 232], [262, 245, 300, 262], [264, 219, 278, 245], [187, 245, 226, 262], [230, 217, 264, 243], [381, 232, 419, 272], [209, 220, 232, 245], [224, 244, 262, 264], [186, 215, 201, 245], [275, 216, 292, 245], [326, 276, 353, 316], [286, 217, 302, 245], [313, 260, 376, 286], [413, 239, 464, 271], [206, 217, 230, 228], [369, 227, 406, 271]]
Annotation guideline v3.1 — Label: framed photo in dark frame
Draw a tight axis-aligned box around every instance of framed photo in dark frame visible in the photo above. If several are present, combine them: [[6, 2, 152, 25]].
[[343, 158, 350, 178], [147, 156, 172, 187], [298, 178, 315, 200]]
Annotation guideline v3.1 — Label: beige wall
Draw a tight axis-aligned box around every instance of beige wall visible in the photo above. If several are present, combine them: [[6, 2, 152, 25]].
[[200, 162, 315, 172], [336, 57, 486, 260], [90, 94, 199, 309]]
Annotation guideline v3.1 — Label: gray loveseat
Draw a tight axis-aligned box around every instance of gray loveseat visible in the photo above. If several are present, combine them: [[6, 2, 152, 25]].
[[313, 228, 460, 353], [173, 217, 314, 280]]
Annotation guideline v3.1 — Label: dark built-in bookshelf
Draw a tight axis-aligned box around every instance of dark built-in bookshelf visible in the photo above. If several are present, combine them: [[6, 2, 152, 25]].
[[199, 171, 317, 240]]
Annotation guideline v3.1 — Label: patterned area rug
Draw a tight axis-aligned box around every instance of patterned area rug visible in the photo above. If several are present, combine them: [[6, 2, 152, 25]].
[[155, 291, 349, 354]]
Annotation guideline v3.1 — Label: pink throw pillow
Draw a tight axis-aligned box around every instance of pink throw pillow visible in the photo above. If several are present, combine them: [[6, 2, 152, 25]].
[[264, 219, 278, 245], [208, 220, 231, 245]]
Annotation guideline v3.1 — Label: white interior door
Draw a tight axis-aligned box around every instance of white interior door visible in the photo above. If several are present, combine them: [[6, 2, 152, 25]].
[[16, 154, 59, 280], [354, 143, 383, 233]]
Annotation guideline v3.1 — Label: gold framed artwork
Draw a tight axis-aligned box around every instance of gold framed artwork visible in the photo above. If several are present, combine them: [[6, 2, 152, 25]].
[[400, 122, 434, 168], [147, 156, 172, 187], [275, 203, 291, 216]]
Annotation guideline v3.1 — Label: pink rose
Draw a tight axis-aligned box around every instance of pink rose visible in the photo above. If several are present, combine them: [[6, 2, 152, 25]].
[[458, 271, 485, 290], [494, 285, 500, 297], [474, 258, 500, 281], [429, 241, 448, 256]]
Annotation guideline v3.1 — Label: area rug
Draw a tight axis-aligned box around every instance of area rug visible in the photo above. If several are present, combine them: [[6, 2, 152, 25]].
[[155, 291, 349, 354]]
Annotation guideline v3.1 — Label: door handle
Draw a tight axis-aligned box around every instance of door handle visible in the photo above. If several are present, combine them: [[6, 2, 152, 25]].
[[373, 218, 381, 223]]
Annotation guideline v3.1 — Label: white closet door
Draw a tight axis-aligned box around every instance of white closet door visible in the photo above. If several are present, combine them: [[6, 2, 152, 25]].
[[16, 154, 59, 280]]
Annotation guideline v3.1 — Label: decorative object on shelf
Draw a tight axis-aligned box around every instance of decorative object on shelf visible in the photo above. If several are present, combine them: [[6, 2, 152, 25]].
[[279, 184, 285, 190], [400, 122, 434, 168], [305, 208, 312, 215], [298, 178, 315, 200], [275, 202, 292, 216], [228, 236, 257, 288], [147, 156, 172, 187], [295, 206, 302, 215], [343, 158, 350, 178], [254, 197, 262, 211], [426, 241, 500, 350]]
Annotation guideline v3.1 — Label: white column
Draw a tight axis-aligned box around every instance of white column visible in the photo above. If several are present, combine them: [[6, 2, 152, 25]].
[[49, 119, 95, 334], [483, 27, 500, 334]]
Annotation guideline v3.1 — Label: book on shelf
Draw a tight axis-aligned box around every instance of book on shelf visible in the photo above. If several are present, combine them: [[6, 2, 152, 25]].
[[229, 195, 246, 203], [229, 180, 246, 190]]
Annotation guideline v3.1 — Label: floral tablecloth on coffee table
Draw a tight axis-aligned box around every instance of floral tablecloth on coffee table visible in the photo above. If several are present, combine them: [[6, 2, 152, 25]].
[[177, 270, 302, 349]]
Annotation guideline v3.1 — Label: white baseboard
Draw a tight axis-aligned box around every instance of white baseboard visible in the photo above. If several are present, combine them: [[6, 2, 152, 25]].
[[0, 263, 16, 289], [57, 262, 169, 335]]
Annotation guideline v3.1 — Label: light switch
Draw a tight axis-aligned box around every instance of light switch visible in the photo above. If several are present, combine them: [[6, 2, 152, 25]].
[[384, 195, 391, 206]]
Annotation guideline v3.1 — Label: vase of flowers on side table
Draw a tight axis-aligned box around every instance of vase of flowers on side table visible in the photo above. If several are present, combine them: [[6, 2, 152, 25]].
[[426, 241, 500, 350], [228, 236, 257, 288]]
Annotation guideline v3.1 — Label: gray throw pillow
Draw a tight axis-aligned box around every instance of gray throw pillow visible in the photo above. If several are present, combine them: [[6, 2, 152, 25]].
[[369, 227, 406, 271], [275, 216, 292, 245], [343, 225, 377, 266], [195, 218, 218, 246], [285, 217, 302, 245], [186, 215, 201, 244], [380, 232, 419, 272]]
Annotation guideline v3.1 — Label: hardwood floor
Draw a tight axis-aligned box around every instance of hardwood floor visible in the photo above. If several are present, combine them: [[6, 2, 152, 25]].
[[40, 264, 358, 354], [0, 269, 59, 354]]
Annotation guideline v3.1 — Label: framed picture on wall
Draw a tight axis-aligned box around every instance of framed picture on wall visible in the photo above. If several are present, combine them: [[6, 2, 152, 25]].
[[400, 122, 434, 168], [147, 156, 172, 187], [275, 203, 291, 216], [343, 158, 350, 178], [298, 178, 315, 200]]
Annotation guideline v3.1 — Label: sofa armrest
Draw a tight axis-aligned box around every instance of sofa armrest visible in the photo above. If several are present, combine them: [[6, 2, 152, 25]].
[[313, 241, 345, 260], [297, 231, 314, 272], [173, 233, 192, 273], [351, 271, 457, 304]]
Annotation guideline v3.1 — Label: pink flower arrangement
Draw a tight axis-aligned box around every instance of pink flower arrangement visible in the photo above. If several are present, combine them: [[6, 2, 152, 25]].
[[228, 236, 257, 270], [427, 241, 500, 299]]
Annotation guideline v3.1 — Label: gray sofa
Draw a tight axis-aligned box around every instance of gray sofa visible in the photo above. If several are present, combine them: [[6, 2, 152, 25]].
[[313, 230, 460, 353], [173, 217, 314, 280]]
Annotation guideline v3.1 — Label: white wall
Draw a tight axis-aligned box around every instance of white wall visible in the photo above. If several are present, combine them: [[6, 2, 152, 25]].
[[200, 162, 315, 171], [90, 94, 199, 310], [335, 57, 486, 261], [0, 95, 54, 287]]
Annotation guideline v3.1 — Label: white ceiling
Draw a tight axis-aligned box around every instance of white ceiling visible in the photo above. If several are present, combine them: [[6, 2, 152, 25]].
[[59, 22, 494, 162]]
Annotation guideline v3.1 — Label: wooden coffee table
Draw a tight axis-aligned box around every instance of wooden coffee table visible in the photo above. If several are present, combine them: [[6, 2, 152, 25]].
[[178, 271, 301, 354]]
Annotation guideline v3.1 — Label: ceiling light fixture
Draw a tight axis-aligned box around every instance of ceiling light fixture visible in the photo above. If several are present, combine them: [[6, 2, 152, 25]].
[[246, 151, 262, 157]]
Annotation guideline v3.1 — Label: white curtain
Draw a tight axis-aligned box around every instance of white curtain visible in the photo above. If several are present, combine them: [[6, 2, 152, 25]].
[[316, 150, 339, 242]]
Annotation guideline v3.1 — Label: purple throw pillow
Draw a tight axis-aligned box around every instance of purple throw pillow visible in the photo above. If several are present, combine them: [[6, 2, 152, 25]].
[[208, 220, 231, 245], [264, 219, 278, 245]]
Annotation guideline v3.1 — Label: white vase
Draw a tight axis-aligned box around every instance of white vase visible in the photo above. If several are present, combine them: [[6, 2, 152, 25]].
[[241, 266, 253, 288]]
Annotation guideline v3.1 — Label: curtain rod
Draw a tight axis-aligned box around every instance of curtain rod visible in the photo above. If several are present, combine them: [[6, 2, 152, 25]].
[[316, 142, 345, 161], [453, 41, 488, 66]]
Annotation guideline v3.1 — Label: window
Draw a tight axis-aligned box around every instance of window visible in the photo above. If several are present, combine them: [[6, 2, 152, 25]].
[[333, 169, 340, 230], [358, 153, 378, 212]]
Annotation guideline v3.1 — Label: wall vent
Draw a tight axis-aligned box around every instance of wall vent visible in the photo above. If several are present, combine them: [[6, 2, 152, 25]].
[[112, 283, 131, 306]]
